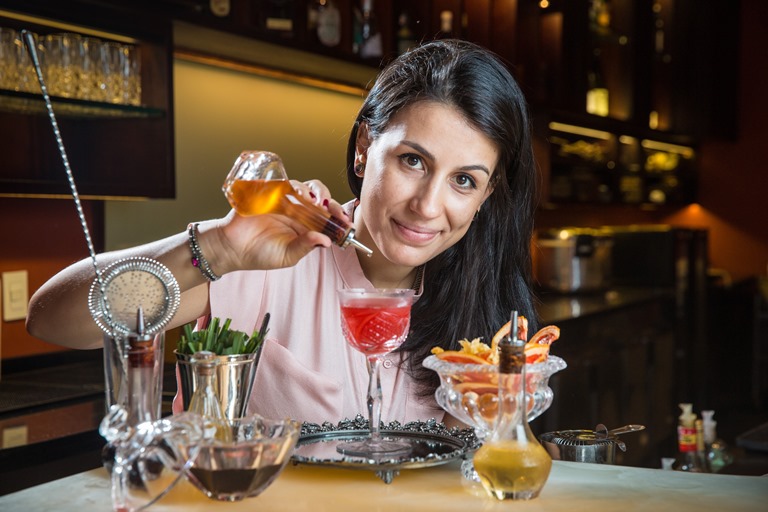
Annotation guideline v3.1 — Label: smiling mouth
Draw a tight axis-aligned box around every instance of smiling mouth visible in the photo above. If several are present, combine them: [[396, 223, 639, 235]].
[[393, 220, 439, 243]]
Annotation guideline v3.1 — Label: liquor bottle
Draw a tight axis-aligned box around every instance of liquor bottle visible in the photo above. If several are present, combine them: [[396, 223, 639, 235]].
[[318, 2, 342, 48], [262, 0, 295, 38], [354, 0, 382, 59], [675, 403, 708, 472], [473, 311, 552, 500], [210, 0, 230, 17], [701, 410, 734, 472], [436, 10, 454, 39], [396, 10, 417, 55], [307, 0, 322, 44], [586, 50, 609, 117], [589, 0, 611, 36], [695, 419, 712, 472], [188, 351, 233, 443], [101, 307, 163, 485]]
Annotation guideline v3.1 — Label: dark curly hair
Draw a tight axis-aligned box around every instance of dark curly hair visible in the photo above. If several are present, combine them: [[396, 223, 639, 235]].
[[345, 39, 539, 397]]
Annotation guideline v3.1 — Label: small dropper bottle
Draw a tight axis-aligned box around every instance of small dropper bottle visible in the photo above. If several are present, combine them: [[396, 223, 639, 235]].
[[188, 351, 233, 443], [676, 403, 707, 472], [701, 410, 733, 472], [473, 310, 552, 500]]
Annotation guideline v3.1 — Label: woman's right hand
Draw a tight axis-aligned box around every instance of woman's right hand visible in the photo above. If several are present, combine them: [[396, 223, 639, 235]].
[[206, 178, 351, 274], [206, 208, 333, 274]]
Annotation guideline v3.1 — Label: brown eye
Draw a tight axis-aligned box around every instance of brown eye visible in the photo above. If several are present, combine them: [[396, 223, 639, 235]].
[[454, 174, 478, 190], [399, 153, 424, 169]]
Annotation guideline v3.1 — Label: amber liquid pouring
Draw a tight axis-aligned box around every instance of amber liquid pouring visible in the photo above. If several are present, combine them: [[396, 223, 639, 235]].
[[227, 179, 351, 245]]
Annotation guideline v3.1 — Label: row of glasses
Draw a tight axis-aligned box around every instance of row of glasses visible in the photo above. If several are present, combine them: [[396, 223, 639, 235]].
[[0, 26, 141, 105]]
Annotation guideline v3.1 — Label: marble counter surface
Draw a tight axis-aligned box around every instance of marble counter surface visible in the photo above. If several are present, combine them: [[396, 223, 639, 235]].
[[1, 459, 765, 511]]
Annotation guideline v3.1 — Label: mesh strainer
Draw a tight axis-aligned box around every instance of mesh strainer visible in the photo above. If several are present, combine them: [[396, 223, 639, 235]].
[[88, 256, 181, 337], [539, 424, 645, 464]]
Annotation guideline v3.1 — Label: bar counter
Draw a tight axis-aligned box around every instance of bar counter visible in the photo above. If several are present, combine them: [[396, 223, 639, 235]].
[[1, 459, 765, 511]]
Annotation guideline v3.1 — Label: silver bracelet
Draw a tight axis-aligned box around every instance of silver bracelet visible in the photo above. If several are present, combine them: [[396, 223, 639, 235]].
[[187, 222, 221, 282]]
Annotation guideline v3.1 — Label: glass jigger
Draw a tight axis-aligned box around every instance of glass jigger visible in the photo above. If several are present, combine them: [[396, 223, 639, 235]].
[[423, 354, 566, 481], [336, 288, 415, 457], [223, 150, 373, 256]]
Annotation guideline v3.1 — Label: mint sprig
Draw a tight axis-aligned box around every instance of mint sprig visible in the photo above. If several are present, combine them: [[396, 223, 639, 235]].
[[177, 316, 268, 356]]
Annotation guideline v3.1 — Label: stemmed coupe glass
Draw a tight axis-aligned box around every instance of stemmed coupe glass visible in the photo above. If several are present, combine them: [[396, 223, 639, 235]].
[[336, 288, 415, 457]]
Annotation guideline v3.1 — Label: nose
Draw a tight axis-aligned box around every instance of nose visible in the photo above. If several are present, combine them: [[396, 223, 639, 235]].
[[408, 178, 444, 219]]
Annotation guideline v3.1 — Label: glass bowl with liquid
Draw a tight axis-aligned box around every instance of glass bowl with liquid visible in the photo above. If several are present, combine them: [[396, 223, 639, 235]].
[[183, 414, 300, 502]]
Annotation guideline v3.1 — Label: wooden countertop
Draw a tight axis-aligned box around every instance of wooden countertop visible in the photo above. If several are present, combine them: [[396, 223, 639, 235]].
[[537, 286, 674, 324], [1, 459, 765, 511]]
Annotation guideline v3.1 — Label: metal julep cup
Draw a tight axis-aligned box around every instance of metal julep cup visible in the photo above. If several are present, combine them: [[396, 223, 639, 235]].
[[175, 350, 261, 420]]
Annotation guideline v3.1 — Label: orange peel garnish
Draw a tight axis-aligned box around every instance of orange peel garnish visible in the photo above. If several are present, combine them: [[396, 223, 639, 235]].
[[432, 318, 560, 366]]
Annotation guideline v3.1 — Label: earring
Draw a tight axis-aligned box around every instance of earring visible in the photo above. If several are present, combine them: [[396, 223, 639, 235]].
[[354, 155, 366, 177], [474, 209, 480, 221]]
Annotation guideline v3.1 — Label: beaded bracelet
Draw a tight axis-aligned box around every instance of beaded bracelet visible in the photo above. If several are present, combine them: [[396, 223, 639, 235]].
[[187, 222, 221, 282]]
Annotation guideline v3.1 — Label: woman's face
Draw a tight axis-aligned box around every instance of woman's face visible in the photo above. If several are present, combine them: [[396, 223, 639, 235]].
[[355, 101, 499, 268]]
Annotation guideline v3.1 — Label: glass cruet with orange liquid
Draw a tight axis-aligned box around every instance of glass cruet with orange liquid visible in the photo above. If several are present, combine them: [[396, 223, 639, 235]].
[[222, 151, 373, 256], [472, 310, 552, 500]]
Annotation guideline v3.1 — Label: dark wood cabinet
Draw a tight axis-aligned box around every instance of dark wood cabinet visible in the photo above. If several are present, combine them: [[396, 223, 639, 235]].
[[0, 1, 174, 199], [509, 0, 739, 207], [535, 291, 678, 468], [0, 0, 736, 202]]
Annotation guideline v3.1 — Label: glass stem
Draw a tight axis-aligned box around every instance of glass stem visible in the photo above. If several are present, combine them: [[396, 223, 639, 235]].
[[367, 356, 383, 441]]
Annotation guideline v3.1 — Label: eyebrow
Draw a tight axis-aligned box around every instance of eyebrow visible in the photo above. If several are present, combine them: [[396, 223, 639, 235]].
[[402, 141, 491, 176]]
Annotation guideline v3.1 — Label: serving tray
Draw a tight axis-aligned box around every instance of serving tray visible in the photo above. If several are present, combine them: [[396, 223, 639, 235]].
[[291, 416, 480, 483]]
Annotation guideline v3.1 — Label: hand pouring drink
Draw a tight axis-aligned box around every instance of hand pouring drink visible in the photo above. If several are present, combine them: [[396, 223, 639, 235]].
[[223, 151, 373, 256]]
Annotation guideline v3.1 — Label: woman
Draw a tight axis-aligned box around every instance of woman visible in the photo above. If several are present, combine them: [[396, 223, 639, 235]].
[[26, 39, 539, 425]]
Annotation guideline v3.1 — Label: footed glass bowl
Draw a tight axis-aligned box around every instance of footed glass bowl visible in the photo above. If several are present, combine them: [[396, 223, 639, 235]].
[[423, 355, 567, 435], [183, 414, 300, 502], [423, 354, 566, 481]]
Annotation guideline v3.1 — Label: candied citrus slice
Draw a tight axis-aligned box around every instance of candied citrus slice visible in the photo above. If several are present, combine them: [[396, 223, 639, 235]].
[[435, 351, 490, 364], [524, 343, 550, 364], [455, 381, 499, 395], [528, 325, 560, 345]]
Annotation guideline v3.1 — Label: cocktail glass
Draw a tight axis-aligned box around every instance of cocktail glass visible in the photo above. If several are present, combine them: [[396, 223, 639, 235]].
[[423, 354, 566, 480], [336, 288, 415, 457]]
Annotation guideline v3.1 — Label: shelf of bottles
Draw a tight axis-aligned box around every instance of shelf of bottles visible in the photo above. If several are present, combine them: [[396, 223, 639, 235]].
[[184, 1, 464, 66], [547, 119, 696, 207], [584, 0, 634, 122]]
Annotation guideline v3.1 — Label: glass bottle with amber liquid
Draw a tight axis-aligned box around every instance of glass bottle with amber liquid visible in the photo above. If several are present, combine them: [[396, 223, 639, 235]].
[[223, 150, 373, 256], [473, 311, 552, 500]]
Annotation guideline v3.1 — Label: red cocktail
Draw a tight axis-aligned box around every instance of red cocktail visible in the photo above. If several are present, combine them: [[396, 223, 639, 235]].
[[337, 288, 415, 457]]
